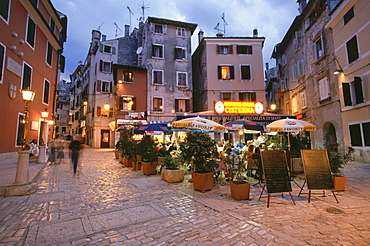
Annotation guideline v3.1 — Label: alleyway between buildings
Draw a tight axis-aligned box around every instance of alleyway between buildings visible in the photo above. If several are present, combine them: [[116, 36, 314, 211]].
[[1, 147, 370, 245]]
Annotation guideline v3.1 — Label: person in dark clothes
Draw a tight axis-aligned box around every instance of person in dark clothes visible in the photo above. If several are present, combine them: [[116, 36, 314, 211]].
[[68, 135, 82, 174]]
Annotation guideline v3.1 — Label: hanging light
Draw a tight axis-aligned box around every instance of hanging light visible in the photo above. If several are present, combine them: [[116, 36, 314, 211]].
[[21, 89, 36, 101], [104, 103, 110, 111], [41, 109, 49, 118], [333, 69, 343, 75]]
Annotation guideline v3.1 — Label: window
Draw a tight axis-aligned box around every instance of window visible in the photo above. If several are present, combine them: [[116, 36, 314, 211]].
[[95, 80, 112, 93], [46, 42, 52, 66], [282, 54, 287, 66], [153, 70, 163, 84], [22, 63, 32, 89], [16, 114, 26, 146], [175, 99, 189, 112], [342, 77, 364, 106], [298, 60, 305, 77], [217, 45, 233, 55], [236, 45, 252, 54], [313, 34, 324, 60], [293, 31, 302, 51], [101, 81, 111, 93], [152, 44, 163, 58], [349, 124, 362, 146], [43, 79, 50, 104], [318, 77, 330, 101], [177, 72, 187, 86], [123, 71, 133, 82], [291, 96, 298, 113], [343, 7, 354, 25], [49, 17, 55, 32], [0, 0, 10, 22], [241, 65, 251, 80], [26, 16, 36, 48], [153, 97, 163, 111], [222, 92, 232, 101], [99, 60, 112, 73], [218, 65, 234, 80], [31, 0, 38, 6], [0, 43, 5, 83], [119, 96, 135, 111], [239, 92, 256, 101], [176, 27, 186, 37], [300, 91, 307, 108], [175, 47, 186, 60], [292, 65, 299, 80], [100, 44, 116, 54], [153, 24, 166, 34], [346, 35, 359, 64]]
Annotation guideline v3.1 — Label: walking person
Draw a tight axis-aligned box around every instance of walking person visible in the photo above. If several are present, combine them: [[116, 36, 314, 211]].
[[47, 139, 56, 165], [69, 135, 82, 174]]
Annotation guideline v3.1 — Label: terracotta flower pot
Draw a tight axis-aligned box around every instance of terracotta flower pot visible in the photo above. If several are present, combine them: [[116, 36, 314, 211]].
[[125, 159, 132, 167], [142, 162, 157, 176], [192, 172, 214, 193], [333, 175, 346, 191], [230, 181, 250, 200]]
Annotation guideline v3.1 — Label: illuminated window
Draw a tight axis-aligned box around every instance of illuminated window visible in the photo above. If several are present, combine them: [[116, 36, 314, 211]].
[[218, 65, 234, 80], [123, 71, 133, 82], [120, 96, 135, 111], [153, 98, 163, 111]]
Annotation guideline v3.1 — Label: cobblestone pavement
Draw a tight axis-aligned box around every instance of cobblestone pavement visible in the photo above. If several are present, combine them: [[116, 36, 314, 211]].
[[1, 148, 370, 245]]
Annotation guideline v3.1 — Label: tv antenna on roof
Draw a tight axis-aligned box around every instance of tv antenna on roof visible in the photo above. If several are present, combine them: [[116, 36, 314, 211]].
[[221, 13, 228, 35], [138, 1, 149, 21], [97, 22, 104, 31], [214, 22, 222, 34], [114, 22, 122, 38], [127, 6, 134, 28]]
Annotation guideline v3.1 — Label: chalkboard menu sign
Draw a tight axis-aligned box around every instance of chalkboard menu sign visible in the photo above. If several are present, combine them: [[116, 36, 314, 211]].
[[261, 150, 292, 194], [300, 150, 334, 190]]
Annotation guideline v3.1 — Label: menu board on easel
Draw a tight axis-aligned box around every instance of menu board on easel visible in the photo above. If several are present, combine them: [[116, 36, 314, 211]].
[[261, 150, 292, 194], [300, 150, 334, 190]]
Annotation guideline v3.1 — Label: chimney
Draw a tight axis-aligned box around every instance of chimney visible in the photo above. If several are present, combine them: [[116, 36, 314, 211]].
[[198, 30, 204, 44], [125, 25, 130, 37], [91, 30, 101, 43], [102, 34, 106, 41], [253, 28, 258, 37]]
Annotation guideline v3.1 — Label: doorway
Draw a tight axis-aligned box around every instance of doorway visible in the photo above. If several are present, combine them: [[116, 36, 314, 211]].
[[101, 130, 110, 148]]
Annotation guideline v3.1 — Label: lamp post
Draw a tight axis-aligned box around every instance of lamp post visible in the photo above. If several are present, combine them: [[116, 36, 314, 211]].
[[15, 89, 35, 185]]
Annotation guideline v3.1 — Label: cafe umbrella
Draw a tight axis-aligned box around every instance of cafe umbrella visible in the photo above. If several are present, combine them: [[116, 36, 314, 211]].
[[266, 118, 316, 150], [172, 116, 227, 132], [224, 119, 265, 132], [133, 123, 172, 135]]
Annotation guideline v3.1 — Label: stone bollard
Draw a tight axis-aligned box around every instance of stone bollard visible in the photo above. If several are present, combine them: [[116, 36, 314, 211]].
[[15, 149, 30, 184], [38, 145, 47, 164]]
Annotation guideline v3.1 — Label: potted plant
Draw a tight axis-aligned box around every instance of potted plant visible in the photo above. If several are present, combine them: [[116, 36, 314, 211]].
[[115, 139, 122, 159], [327, 143, 354, 191], [161, 154, 184, 183], [137, 135, 158, 175], [225, 150, 250, 200], [179, 131, 218, 192]]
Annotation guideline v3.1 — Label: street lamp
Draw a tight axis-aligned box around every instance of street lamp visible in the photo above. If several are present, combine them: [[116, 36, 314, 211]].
[[270, 103, 277, 112], [20, 89, 35, 150], [41, 109, 49, 118]]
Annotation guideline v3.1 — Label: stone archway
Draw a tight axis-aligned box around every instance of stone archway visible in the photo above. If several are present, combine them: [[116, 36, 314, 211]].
[[323, 122, 337, 149]]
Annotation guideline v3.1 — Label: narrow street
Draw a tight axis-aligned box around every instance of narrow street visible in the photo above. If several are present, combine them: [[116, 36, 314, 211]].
[[1, 147, 370, 245]]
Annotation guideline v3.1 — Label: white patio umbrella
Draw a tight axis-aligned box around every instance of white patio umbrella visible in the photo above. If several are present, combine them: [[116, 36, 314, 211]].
[[172, 116, 227, 132], [266, 118, 316, 150]]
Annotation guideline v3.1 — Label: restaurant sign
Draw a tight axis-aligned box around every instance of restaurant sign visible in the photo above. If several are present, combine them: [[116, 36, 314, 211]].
[[214, 101, 264, 115]]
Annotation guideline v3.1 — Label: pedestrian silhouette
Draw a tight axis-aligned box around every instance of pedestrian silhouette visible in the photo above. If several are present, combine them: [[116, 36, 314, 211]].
[[68, 135, 82, 174]]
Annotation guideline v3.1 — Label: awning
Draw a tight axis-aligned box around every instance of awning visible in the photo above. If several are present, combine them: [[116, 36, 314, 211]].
[[176, 111, 295, 126]]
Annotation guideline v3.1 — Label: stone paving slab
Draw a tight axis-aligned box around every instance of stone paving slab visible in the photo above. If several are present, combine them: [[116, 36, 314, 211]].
[[1, 148, 370, 245]]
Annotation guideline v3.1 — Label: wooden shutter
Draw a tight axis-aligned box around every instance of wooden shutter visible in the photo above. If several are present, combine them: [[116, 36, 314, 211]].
[[99, 44, 103, 52], [99, 60, 103, 71], [109, 81, 112, 93], [216, 45, 221, 54], [217, 66, 222, 79], [185, 100, 190, 112], [118, 97, 123, 110], [175, 99, 179, 111], [109, 109, 113, 118], [230, 66, 235, 79], [229, 45, 233, 54], [96, 80, 101, 92], [112, 47, 116, 54], [97, 107, 101, 116], [354, 77, 364, 104], [342, 83, 352, 106], [110, 62, 113, 73]]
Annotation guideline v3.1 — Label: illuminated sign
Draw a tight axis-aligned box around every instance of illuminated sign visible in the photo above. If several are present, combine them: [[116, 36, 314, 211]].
[[214, 101, 264, 115]]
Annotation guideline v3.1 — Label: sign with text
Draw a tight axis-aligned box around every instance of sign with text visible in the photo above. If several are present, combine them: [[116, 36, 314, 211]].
[[300, 150, 334, 190], [261, 150, 292, 194], [214, 101, 264, 115]]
